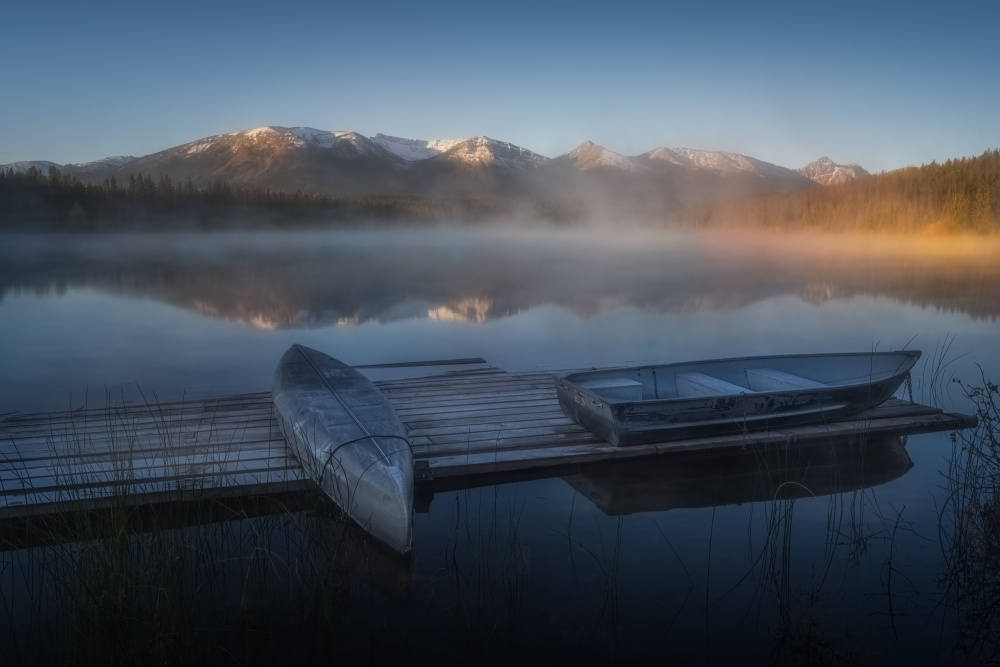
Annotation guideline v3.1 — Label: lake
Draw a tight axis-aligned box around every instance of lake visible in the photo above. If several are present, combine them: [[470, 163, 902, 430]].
[[1, 229, 999, 664]]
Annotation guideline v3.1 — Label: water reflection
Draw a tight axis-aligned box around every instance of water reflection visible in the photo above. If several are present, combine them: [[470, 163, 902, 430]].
[[562, 435, 913, 515], [1, 231, 999, 327], [414, 435, 913, 517]]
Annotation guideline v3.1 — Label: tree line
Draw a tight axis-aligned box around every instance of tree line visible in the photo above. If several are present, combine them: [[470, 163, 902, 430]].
[[5, 150, 1000, 233], [0, 166, 576, 230], [680, 149, 1000, 233]]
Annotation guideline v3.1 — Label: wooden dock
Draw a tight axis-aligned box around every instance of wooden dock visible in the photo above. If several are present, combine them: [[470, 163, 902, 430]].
[[0, 366, 977, 518]]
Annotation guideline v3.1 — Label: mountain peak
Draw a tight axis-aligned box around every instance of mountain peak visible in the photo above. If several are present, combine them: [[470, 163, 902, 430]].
[[643, 147, 806, 182], [563, 142, 638, 172], [371, 133, 465, 161], [74, 155, 137, 169], [438, 136, 549, 169], [797, 157, 869, 185]]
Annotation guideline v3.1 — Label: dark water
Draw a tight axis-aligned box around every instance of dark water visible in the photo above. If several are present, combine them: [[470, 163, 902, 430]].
[[1, 229, 999, 664]]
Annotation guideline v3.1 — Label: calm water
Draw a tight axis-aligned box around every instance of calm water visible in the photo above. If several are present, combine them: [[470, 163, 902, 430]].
[[1, 229, 999, 664]]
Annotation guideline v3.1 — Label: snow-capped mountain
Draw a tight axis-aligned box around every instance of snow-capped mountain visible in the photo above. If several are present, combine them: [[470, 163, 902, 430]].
[[433, 136, 550, 169], [797, 157, 870, 185], [3, 125, 857, 205], [559, 142, 640, 172], [643, 147, 806, 181], [186, 126, 403, 162], [554, 142, 810, 186], [1, 157, 136, 179], [1, 160, 61, 173], [110, 126, 412, 194], [66, 156, 137, 177], [371, 133, 464, 161]]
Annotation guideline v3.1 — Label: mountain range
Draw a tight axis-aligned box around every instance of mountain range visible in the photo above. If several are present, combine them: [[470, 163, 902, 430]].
[[2, 126, 869, 213]]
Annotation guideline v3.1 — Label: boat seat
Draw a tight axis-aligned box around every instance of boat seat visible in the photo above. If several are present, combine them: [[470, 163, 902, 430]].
[[578, 377, 644, 401], [745, 368, 828, 392], [675, 372, 752, 398]]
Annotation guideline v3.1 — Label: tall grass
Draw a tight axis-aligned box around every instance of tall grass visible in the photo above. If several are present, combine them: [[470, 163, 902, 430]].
[[0, 392, 406, 666], [939, 371, 1000, 662]]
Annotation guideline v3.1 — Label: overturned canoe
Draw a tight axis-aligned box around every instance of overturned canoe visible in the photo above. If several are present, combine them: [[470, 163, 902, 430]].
[[556, 351, 921, 446], [272, 344, 413, 553]]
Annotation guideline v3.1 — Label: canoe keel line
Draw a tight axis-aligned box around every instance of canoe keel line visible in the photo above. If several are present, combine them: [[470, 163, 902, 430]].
[[272, 344, 414, 554]]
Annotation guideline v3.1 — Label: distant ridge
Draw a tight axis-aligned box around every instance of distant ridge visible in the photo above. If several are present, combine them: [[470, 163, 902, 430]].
[[797, 156, 870, 185], [3, 125, 864, 208]]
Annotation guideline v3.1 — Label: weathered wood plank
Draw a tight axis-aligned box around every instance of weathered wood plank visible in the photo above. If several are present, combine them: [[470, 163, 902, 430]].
[[377, 376, 553, 395], [0, 421, 281, 454], [0, 402, 276, 435], [1, 457, 303, 495], [1, 392, 273, 424], [0, 443, 296, 480], [354, 357, 488, 369], [405, 407, 952, 455], [422, 411, 973, 478], [1, 422, 285, 459], [0, 473, 313, 519], [375, 388, 558, 410], [394, 402, 561, 422], [405, 415, 580, 438]]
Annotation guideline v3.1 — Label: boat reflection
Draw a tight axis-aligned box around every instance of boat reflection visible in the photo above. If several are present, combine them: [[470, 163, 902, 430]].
[[413, 435, 914, 517], [562, 435, 913, 515]]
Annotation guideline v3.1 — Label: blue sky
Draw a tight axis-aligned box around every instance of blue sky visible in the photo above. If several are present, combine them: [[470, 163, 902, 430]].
[[2, 0, 997, 172]]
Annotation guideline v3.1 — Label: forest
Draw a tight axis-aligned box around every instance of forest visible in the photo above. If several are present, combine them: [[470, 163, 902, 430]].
[[3, 150, 999, 233], [0, 167, 576, 230], [683, 149, 1000, 233]]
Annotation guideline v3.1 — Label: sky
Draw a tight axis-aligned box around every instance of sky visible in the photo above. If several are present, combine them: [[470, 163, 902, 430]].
[[1, 0, 998, 172]]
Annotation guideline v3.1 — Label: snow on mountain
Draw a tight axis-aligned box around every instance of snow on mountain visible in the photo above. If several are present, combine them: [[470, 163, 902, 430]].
[[2, 126, 831, 201], [0, 157, 136, 178], [797, 156, 870, 185], [281, 127, 360, 150], [171, 126, 404, 165], [75, 156, 136, 169], [644, 147, 797, 179], [561, 141, 640, 172], [436, 136, 550, 169], [227, 126, 367, 152], [67, 156, 137, 175], [371, 133, 465, 161], [0, 160, 61, 173]]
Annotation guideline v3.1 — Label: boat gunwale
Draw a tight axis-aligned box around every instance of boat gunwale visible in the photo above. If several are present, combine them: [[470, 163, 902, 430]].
[[556, 350, 921, 408]]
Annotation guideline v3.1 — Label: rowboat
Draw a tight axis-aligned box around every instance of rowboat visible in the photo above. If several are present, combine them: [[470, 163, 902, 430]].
[[555, 351, 921, 446], [272, 344, 413, 554]]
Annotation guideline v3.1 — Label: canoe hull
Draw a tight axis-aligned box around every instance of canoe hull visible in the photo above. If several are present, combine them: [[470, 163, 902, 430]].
[[272, 345, 413, 553], [556, 351, 920, 446]]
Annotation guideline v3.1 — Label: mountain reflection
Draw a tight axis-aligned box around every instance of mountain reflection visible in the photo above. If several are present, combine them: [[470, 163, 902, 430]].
[[0, 231, 998, 326]]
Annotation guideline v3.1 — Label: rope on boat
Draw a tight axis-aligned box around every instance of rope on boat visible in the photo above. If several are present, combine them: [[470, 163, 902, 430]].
[[319, 433, 413, 482]]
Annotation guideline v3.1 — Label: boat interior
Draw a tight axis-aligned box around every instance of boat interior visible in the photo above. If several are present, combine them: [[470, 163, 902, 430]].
[[568, 352, 918, 402]]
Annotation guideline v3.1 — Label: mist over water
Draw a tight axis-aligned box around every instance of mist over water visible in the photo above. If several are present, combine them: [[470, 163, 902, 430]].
[[1, 228, 999, 663], [0, 229, 997, 412]]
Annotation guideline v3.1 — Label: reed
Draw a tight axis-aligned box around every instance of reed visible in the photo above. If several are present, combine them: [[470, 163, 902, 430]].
[[938, 371, 1000, 662], [0, 389, 396, 666]]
